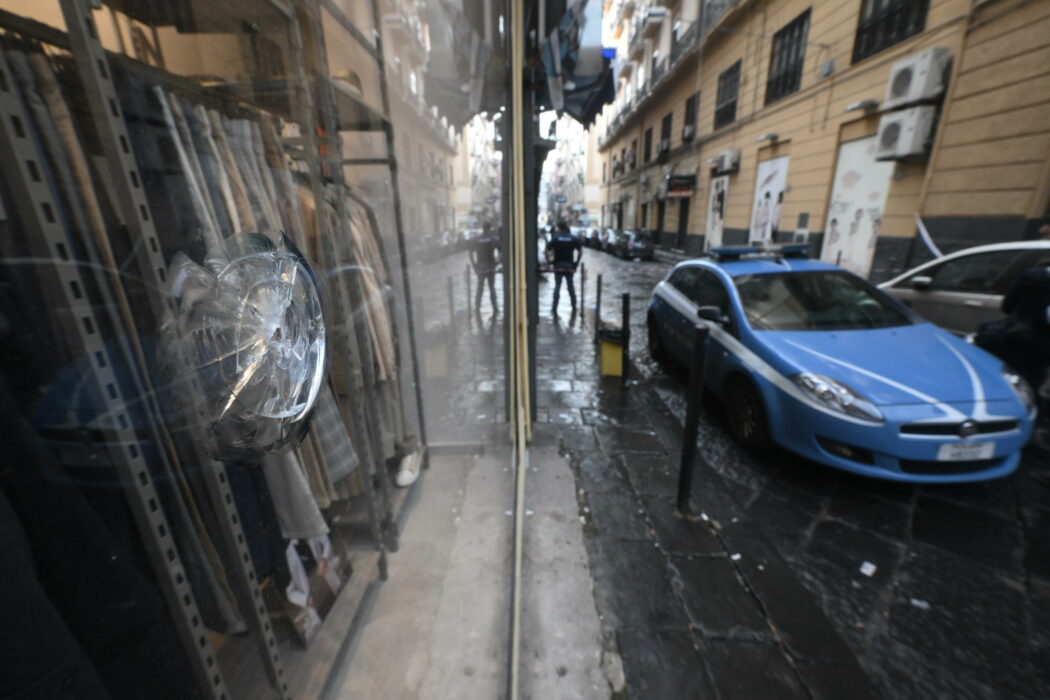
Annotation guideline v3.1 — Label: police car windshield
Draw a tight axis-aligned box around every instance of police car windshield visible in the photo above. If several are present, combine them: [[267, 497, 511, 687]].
[[734, 270, 916, 331]]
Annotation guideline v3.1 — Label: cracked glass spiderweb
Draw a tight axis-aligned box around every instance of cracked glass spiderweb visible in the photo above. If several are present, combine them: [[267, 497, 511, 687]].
[[162, 233, 327, 460]]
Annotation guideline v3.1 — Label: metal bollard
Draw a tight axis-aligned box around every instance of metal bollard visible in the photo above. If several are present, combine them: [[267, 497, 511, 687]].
[[594, 273, 603, 344], [676, 324, 709, 518], [621, 292, 630, 387], [465, 265, 473, 329], [447, 276, 455, 338], [580, 263, 586, 322]]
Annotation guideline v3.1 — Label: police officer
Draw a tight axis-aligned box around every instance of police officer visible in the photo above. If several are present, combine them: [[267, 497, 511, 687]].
[[548, 221, 582, 315], [471, 221, 500, 317]]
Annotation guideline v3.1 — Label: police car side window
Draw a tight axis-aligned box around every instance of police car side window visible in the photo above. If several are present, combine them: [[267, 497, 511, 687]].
[[694, 271, 730, 314], [670, 268, 699, 297]]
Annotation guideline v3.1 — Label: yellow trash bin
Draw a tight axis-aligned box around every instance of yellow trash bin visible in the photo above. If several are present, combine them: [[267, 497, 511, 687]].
[[598, 324, 624, 377]]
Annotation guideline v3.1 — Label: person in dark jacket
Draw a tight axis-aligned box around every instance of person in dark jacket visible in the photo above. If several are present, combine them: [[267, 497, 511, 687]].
[[1000, 228, 1050, 455], [548, 221, 582, 315], [471, 222, 500, 317]]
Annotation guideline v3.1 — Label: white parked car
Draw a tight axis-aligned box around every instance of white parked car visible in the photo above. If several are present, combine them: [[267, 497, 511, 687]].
[[880, 241, 1050, 335]]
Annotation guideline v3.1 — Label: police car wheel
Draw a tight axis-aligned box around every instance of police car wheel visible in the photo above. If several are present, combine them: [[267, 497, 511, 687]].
[[725, 376, 770, 451]]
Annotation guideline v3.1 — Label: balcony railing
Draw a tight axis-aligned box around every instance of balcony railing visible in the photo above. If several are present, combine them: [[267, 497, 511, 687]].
[[651, 56, 667, 85], [628, 17, 646, 56], [670, 20, 701, 63]]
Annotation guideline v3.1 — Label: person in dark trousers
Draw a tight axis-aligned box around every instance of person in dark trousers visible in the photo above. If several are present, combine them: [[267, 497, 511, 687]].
[[471, 221, 500, 317], [1000, 222, 1050, 458], [548, 221, 582, 315]]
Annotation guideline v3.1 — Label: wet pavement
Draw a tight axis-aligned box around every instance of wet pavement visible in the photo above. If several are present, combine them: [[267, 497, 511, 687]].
[[532, 248, 1050, 699], [409, 244, 1050, 698]]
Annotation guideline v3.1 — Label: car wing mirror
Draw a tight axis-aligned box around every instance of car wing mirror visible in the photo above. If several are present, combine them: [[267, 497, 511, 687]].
[[910, 275, 933, 291], [696, 305, 726, 324]]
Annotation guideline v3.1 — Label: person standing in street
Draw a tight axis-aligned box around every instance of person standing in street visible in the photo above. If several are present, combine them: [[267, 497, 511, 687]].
[[471, 221, 500, 318], [548, 221, 582, 315]]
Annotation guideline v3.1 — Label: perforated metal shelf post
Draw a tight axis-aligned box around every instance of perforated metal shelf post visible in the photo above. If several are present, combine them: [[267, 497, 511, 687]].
[[57, 1, 292, 696], [0, 46, 231, 700]]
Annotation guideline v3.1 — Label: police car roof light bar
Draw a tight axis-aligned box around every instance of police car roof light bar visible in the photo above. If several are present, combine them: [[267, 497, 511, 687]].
[[709, 244, 810, 261]]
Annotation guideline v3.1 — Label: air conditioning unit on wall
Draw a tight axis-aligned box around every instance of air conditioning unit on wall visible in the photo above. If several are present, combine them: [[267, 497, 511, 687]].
[[712, 149, 740, 173], [682, 125, 696, 141], [883, 47, 951, 110], [875, 106, 936, 160], [658, 139, 671, 153]]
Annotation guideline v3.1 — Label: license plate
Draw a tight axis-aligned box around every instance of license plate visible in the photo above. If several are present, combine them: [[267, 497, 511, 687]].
[[936, 441, 994, 461]]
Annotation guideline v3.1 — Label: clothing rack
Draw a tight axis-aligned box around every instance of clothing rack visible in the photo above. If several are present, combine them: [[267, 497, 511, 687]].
[[308, 0, 433, 546]]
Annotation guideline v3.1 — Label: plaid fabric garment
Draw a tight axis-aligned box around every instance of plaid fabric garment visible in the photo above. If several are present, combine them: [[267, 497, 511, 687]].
[[311, 385, 359, 483]]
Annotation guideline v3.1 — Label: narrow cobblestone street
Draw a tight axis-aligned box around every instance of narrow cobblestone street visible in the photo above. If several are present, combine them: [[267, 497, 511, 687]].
[[531, 249, 1050, 699]]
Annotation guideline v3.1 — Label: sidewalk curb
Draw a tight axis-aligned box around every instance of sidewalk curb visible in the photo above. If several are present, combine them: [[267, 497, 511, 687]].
[[653, 249, 690, 265]]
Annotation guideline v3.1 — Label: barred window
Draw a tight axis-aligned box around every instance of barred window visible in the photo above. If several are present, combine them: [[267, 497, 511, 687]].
[[766, 9, 810, 105], [714, 60, 741, 129], [853, 0, 929, 64], [644, 127, 653, 163], [661, 113, 672, 141]]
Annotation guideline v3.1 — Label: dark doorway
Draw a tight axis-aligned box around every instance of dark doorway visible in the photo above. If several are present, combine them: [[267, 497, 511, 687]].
[[676, 197, 690, 249], [616, 204, 624, 230], [656, 200, 666, 243], [640, 203, 648, 230]]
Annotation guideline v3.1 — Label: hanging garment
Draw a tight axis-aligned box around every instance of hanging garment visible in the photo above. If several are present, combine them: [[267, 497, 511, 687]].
[[192, 103, 241, 234], [299, 429, 336, 510], [208, 109, 257, 232], [153, 86, 224, 265], [261, 450, 329, 540], [180, 97, 234, 234], [310, 384, 359, 484], [249, 119, 284, 235], [259, 117, 307, 246], [348, 211, 397, 381], [235, 118, 282, 233], [167, 93, 221, 239], [115, 68, 207, 261], [225, 118, 276, 233]]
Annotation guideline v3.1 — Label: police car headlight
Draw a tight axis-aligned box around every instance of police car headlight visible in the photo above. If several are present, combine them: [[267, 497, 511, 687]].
[[792, 373, 883, 423], [1001, 367, 1035, 412]]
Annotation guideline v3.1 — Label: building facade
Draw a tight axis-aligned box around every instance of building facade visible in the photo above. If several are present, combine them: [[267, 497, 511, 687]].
[[543, 115, 601, 226], [594, 0, 1050, 280]]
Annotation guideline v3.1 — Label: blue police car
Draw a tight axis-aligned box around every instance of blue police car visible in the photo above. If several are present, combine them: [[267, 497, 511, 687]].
[[646, 245, 1036, 483]]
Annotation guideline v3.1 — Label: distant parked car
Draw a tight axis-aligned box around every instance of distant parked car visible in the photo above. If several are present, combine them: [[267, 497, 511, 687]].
[[614, 229, 656, 261], [880, 241, 1050, 335], [601, 228, 622, 253]]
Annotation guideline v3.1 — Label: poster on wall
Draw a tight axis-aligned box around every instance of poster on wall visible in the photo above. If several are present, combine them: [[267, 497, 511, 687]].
[[705, 175, 730, 249], [820, 136, 894, 277], [749, 156, 789, 243]]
